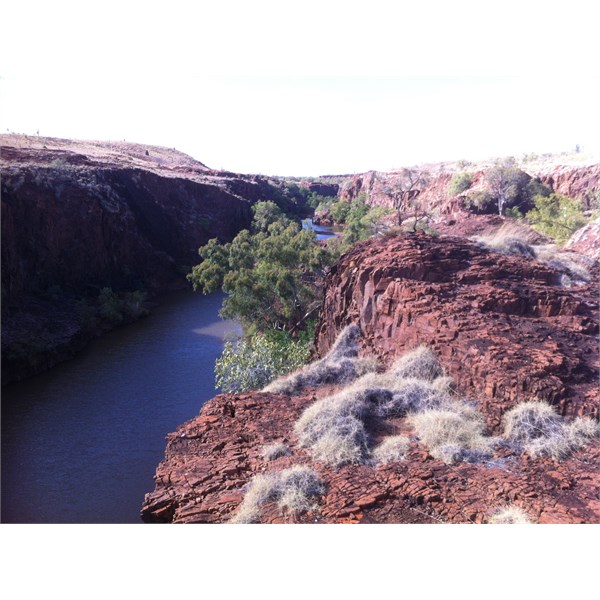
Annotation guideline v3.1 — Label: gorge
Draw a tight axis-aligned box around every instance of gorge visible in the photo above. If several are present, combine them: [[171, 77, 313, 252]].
[[1, 134, 599, 524]]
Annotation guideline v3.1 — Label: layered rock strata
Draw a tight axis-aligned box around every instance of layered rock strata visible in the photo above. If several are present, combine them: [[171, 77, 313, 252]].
[[337, 160, 600, 215], [142, 233, 599, 524], [315, 233, 599, 427], [141, 390, 599, 524]]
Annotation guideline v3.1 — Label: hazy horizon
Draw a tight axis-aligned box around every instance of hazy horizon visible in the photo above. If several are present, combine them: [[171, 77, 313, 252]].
[[2, 76, 599, 177]]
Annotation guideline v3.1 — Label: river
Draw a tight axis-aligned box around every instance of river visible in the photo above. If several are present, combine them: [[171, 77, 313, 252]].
[[302, 218, 339, 240], [1, 220, 335, 524], [1, 291, 241, 523]]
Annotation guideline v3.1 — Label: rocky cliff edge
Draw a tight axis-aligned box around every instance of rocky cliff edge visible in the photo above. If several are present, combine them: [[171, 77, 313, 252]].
[[142, 233, 599, 524]]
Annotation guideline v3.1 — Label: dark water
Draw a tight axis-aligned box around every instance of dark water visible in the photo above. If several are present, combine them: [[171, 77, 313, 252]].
[[1, 291, 241, 524]]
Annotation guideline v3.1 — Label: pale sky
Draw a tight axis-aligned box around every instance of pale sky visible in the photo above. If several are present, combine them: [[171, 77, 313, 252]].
[[3, 76, 598, 176], [1, 2, 599, 176]]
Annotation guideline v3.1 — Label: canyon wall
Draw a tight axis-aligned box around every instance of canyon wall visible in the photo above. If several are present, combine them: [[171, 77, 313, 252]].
[[1, 135, 305, 383], [336, 160, 600, 216]]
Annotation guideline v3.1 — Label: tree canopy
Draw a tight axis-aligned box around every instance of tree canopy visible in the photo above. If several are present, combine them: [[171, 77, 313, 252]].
[[484, 158, 550, 215], [188, 202, 335, 333], [526, 193, 589, 244]]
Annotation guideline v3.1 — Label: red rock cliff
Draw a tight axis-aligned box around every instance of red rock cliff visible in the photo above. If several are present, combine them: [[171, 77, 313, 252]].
[[142, 233, 599, 525], [337, 159, 600, 215], [315, 233, 599, 427]]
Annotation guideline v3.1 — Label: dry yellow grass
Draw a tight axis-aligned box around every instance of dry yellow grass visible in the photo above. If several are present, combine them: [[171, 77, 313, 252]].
[[263, 325, 378, 394], [502, 401, 599, 460], [229, 465, 324, 524], [372, 436, 411, 465], [408, 406, 495, 464], [488, 505, 532, 524]]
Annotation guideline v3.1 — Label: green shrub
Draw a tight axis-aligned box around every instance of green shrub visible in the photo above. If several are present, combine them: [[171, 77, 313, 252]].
[[526, 193, 589, 244], [215, 330, 312, 393], [189, 218, 335, 333], [465, 190, 496, 214], [485, 158, 540, 215], [98, 287, 124, 324], [330, 200, 350, 223], [504, 206, 524, 219], [307, 192, 334, 210], [338, 195, 394, 250], [448, 172, 473, 196], [251, 200, 287, 233], [97, 287, 148, 324]]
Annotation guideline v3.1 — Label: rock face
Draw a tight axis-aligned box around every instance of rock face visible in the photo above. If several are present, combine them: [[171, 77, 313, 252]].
[[142, 389, 599, 525], [1, 135, 306, 383], [336, 159, 600, 217], [565, 217, 600, 259], [536, 163, 600, 209], [299, 181, 339, 197], [315, 233, 599, 427], [142, 233, 599, 524]]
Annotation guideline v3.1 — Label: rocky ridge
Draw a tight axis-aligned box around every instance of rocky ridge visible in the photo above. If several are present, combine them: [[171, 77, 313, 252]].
[[141, 389, 599, 524], [142, 233, 599, 524], [565, 217, 600, 259], [315, 233, 599, 427], [337, 157, 600, 216]]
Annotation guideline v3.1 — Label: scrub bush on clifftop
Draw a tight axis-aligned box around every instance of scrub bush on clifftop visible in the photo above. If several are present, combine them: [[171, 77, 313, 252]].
[[263, 324, 378, 394], [215, 330, 312, 393], [526, 193, 589, 244], [447, 172, 473, 196], [502, 401, 599, 460], [229, 465, 324, 524]]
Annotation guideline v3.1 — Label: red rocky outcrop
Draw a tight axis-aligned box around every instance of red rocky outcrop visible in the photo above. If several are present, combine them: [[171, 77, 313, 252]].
[[565, 218, 600, 260], [299, 181, 339, 197], [142, 233, 599, 524], [536, 163, 600, 209], [336, 160, 600, 216], [315, 233, 599, 427], [141, 389, 599, 524]]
